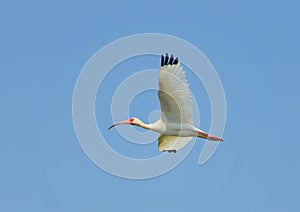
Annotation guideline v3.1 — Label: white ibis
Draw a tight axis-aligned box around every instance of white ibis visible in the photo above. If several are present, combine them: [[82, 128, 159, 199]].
[[108, 53, 223, 153]]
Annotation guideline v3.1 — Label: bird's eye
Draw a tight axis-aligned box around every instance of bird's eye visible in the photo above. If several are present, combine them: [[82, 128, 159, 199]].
[[129, 118, 135, 125]]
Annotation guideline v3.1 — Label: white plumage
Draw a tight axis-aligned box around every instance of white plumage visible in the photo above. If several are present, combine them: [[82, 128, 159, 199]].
[[108, 53, 223, 153]]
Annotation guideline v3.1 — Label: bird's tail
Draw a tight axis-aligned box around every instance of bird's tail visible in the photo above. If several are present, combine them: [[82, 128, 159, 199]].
[[197, 130, 223, 142]]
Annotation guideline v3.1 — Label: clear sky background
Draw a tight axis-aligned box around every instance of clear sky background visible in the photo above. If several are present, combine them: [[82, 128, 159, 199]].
[[1, 0, 299, 211]]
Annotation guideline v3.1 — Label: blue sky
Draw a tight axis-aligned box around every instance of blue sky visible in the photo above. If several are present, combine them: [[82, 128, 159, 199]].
[[1, 0, 299, 211]]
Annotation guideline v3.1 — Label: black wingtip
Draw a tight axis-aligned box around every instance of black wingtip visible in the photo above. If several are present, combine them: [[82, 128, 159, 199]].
[[164, 53, 169, 65], [173, 57, 179, 65], [163, 150, 177, 153], [169, 54, 174, 65], [161, 55, 164, 67], [161, 53, 179, 67]]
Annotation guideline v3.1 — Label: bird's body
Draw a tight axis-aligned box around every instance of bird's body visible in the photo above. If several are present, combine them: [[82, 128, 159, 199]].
[[108, 53, 223, 153], [149, 120, 199, 137]]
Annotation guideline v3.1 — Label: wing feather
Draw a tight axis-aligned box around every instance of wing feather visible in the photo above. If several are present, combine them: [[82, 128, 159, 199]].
[[158, 54, 193, 125], [158, 135, 193, 152]]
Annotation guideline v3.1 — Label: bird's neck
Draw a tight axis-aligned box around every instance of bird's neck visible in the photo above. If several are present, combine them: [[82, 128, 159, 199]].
[[138, 119, 164, 134], [137, 121, 152, 130]]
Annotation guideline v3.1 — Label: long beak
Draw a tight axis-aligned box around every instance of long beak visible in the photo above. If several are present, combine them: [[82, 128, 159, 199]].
[[197, 130, 223, 142], [107, 120, 131, 130]]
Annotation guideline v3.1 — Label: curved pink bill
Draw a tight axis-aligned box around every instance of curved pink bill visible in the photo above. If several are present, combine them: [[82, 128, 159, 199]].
[[107, 120, 131, 130]]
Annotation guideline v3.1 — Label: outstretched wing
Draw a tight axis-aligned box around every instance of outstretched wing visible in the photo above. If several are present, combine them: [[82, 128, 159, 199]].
[[158, 135, 193, 152], [158, 53, 193, 125]]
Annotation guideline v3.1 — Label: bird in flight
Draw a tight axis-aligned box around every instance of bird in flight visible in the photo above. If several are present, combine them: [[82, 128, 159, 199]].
[[108, 53, 223, 153]]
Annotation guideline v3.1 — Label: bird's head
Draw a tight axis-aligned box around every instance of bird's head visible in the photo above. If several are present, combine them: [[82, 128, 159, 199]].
[[108, 117, 141, 130]]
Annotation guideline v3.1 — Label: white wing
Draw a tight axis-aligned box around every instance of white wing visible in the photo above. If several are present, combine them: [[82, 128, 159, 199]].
[[158, 135, 193, 152], [157, 53, 194, 152], [158, 53, 193, 125]]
